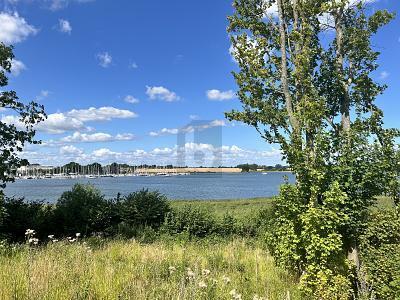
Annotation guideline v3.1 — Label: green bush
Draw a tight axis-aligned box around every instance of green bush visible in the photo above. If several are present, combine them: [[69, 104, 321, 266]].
[[1, 197, 54, 242], [163, 205, 216, 237], [360, 209, 400, 299], [119, 189, 170, 228], [54, 184, 117, 236]]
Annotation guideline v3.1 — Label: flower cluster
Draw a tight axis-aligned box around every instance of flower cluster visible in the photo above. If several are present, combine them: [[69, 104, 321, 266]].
[[25, 229, 39, 245]]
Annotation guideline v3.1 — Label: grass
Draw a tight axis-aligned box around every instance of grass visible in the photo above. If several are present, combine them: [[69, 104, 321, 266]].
[[0, 238, 300, 300], [170, 197, 274, 218]]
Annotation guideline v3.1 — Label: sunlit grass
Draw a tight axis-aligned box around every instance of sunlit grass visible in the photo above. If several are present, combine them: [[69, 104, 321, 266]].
[[0, 238, 300, 300]]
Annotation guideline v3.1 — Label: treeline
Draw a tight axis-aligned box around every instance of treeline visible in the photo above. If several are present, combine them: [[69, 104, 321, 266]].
[[236, 163, 290, 172]]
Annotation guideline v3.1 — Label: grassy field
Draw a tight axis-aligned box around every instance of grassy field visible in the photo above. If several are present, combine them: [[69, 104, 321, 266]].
[[1, 196, 394, 300], [0, 239, 300, 300], [170, 197, 274, 218]]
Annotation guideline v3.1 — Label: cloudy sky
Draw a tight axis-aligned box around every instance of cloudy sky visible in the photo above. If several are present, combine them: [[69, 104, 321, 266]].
[[0, 0, 399, 166]]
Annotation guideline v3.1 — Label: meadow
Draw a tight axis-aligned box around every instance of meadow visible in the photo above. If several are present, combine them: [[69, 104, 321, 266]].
[[0, 197, 300, 300]]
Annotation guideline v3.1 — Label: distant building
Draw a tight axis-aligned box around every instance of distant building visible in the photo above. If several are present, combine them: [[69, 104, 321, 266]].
[[17, 164, 54, 176]]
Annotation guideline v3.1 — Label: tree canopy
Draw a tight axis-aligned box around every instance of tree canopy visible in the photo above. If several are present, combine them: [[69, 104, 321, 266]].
[[227, 0, 400, 297], [0, 43, 45, 187]]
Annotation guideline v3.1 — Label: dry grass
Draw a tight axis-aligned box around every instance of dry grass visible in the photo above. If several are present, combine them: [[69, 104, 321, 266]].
[[0, 239, 300, 300]]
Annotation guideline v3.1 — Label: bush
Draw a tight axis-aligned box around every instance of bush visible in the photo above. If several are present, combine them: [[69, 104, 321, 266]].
[[1, 197, 54, 242], [360, 209, 400, 299], [54, 184, 117, 236], [119, 189, 170, 229], [163, 205, 216, 237]]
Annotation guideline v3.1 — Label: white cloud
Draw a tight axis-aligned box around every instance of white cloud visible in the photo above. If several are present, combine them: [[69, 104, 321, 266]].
[[47, 0, 95, 11], [379, 71, 389, 80], [22, 142, 283, 166], [59, 145, 83, 155], [129, 62, 138, 69], [2, 106, 137, 134], [97, 52, 112, 68], [67, 106, 137, 122], [38, 113, 85, 134], [206, 89, 235, 101], [149, 120, 226, 137], [0, 12, 37, 44], [92, 148, 118, 158], [149, 128, 179, 137], [146, 86, 180, 102], [60, 131, 135, 143], [58, 19, 72, 34], [10, 59, 26, 76], [37, 90, 50, 101], [124, 95, 139, 104]]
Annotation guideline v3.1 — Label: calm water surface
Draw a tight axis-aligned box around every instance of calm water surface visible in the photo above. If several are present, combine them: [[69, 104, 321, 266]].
[[5, 172, 295, 202]]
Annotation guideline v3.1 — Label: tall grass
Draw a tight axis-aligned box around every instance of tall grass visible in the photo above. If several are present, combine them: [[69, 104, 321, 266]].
[[0, 239, 300, 300]]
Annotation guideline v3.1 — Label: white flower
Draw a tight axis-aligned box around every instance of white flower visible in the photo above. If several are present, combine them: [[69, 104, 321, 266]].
[[198, 281, 207, 288], [28, 238, 39, 245], [25, 229, 35, 236], [168, 266, 176, 274], [68, 238, 76, 243], [75, 233, 81, 237], [48, 235, 54, 239], [202, 269, 211, 276], [186, 268, 195, 279], [52, 239, 59, 243], [229, 289, 242, 300]]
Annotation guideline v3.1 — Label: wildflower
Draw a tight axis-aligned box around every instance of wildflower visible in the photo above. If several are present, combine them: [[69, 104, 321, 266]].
[[25, 229, 35, 236], [198, 281, 207, 288], [52, 239, 59, 243], [28, 238, 39, 245], [168, 266, 176, 274], [67, 237, 76, 243], [48, 235, 54, 239], [202, 269, 211, 276], [186, 268, 195, 280], [229, 289, 242, 300], [75, 233, 81, 238], [222, 275, 231, 284]]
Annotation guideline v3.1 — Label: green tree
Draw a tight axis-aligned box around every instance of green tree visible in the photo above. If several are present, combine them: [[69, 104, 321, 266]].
[[0, 43, 45, 187], [227, 0, 399, 297], [0, 43, 45, 230]]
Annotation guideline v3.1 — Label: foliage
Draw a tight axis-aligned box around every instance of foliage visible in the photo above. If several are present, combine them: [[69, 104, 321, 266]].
[[54, 184, 116, 236], [227, 0, 399, 296], [0, 198, 54, 242], [119, 189, 170, 229], [359, 209, 400, 299], [0, 43, 46, 187], [164, 206, 217, 238]]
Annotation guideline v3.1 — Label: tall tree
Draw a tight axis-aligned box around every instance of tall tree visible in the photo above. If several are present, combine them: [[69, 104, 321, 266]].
[[227, 0, 399, 297], [0, 43, 45, 187]]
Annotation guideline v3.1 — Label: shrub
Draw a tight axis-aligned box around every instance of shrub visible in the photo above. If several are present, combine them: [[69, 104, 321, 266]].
[[360, 209, 400, 299], [54, 184, 116, 236], [1, 197, 54, 242], [119, 189, 170, 229], [163, 205, 216, 237]]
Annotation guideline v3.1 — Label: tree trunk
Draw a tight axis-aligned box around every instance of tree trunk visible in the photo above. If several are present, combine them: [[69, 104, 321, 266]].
[[277, 0, 299, 133]]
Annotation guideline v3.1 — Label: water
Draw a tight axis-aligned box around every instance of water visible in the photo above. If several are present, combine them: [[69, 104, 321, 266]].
[[4, 172, 295, 202]]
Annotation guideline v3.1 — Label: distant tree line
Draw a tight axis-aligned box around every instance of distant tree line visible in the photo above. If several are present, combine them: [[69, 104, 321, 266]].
[[236, 164, 289, 172]]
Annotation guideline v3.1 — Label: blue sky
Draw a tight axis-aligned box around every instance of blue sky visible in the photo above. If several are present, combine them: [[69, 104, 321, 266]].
[[0, 0, 399, 167]]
